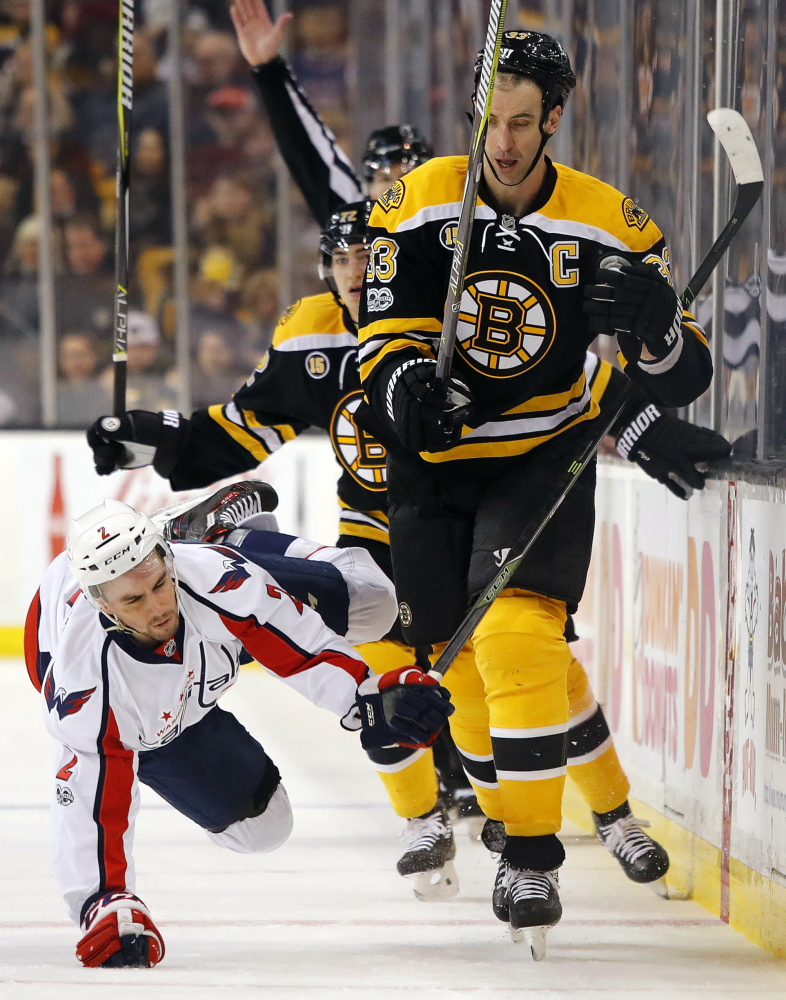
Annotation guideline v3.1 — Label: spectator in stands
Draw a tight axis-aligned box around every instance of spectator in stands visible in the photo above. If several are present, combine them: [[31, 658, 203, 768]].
[[0, 214, 39, 339], [129, 127, 171, 251], [187, 30, 244, 150], [193, 31, 241, 93], [191, 328, 245, 408], [291, 5, 348, 116], [62, 1, 119, 169], [50, 169, 99, 262], [0, 340, 37, 425], [192, 171, 274, 271], [56, 330, 111, 428], [241, 268, 279, 356], [56, 214, 114, 339], [189, 273, 249, 358], [123, 309, 177, 411], [187, 87, 271, 193], [131, 32, 169, 138]]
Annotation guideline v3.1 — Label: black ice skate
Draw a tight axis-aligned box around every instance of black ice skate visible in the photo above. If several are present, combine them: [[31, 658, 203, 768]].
[[397, 800, 459, 902], [494, 859, 562, 960], [156, 481, 279, 542], [593, 803, 670, 885]]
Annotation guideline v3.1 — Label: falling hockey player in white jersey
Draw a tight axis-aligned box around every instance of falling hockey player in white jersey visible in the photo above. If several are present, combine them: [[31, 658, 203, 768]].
[[25, 483, 453, 968]]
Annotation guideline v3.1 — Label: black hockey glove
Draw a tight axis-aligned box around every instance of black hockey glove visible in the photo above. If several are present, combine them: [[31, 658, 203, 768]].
[[386, 358, 474, 453], [616, 403, 731, 499], [356, 666, 454, 750], [584, 261, 682, 365], [87, 410, 191, 478]]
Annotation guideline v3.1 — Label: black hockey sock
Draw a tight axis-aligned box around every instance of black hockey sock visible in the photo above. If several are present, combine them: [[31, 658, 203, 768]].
[[593, 800, 632, 825], [502, 834, 565, 872]]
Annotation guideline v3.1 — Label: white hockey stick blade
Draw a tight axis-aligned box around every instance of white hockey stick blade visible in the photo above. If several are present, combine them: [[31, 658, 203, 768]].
[[707, 108, 764, 186]]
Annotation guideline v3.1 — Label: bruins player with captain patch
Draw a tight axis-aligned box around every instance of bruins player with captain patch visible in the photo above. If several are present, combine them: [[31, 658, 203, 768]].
[[359, 32, 718, 949], [87, 198, 728, 912]]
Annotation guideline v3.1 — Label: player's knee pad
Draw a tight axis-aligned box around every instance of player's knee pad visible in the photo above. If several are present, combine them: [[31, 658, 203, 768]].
[[206, 784, 293, 854]]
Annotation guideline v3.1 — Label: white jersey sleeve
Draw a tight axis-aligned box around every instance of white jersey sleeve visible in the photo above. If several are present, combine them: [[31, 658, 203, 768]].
[[26, 560, 140, 927], [277, 536, 397, 644], [174, 543, 370, 719], [50, 734, 140, 926]]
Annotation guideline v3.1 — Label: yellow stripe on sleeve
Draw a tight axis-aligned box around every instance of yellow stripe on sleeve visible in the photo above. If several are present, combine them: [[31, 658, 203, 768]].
[[243, 409, 299, 443], [338, 520, 391, 545], [208, 404, 272, 463], [359, 338, 437, 382]]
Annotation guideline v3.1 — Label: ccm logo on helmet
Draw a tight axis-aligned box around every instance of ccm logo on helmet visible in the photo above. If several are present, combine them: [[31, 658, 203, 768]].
[[105, 544, 132, 566]]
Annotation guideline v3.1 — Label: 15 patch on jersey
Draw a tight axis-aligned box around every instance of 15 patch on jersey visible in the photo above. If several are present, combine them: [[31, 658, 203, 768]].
[[456, 270, 556, 378], [330, 391, 387, 491]]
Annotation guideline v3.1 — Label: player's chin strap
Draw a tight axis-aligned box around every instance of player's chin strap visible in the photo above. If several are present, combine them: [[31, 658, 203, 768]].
[[483, 119, 552, 187]]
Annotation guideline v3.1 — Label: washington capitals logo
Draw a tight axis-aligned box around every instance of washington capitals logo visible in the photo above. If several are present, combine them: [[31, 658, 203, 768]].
[[44, 670, 96, 720], [210, 554, 252, 593]]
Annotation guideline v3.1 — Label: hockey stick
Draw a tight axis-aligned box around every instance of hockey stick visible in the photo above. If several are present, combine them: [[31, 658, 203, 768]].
[[112, 0, 134, 416], [430, 108, 763, 681], [433, 0, 507, 393]]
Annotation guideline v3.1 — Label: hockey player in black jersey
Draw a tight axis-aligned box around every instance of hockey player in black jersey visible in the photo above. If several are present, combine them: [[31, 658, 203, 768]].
[[88, 195, 728, 911], [359, 31, 725, 952], [229, 0, 433, 225]]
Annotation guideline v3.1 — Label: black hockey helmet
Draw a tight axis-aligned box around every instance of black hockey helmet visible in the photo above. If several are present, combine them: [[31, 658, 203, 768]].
[[474, 30, 576, 114], [474, 31, 576, 183], [362, 125, 433, 182], [318, 198, 373, 288]]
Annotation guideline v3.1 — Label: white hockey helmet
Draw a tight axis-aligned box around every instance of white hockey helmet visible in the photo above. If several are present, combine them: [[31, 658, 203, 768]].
[[66, 499, 174, 603]]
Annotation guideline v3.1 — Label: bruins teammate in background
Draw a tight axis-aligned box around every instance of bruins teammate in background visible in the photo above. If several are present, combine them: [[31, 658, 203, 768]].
[[87, 196, 727, 906], [359, 32, 721, 948]]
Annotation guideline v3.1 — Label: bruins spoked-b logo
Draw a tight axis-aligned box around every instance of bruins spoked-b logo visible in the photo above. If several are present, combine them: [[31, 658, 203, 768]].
[[456, 270, 556, 377], [330, 391, 387, 491]]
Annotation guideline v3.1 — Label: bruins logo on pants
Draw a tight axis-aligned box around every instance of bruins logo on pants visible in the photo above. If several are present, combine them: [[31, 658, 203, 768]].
[[456, 270, 556, 378], [330, 391, 387, 490]]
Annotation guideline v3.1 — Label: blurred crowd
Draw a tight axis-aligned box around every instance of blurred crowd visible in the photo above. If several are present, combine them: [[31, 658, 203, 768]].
[[0, 0, 349, 427]]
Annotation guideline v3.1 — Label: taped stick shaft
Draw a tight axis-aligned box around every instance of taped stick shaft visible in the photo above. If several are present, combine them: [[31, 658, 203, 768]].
[[433, 0, 506, 392], [113, 0, 134, 416]]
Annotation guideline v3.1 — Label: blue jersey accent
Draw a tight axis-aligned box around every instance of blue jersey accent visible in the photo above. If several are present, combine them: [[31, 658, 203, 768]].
[[230, 530, 350, 638]]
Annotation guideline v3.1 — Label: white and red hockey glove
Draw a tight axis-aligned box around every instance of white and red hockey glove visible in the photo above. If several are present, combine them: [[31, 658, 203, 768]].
[[357, 666, 454, 750], [77, 892, 165, 968]]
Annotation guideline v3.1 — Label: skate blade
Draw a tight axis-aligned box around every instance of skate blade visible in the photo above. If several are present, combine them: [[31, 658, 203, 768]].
[[510, 924, 549, 960], [409, 860, 460, 902], [650, 876, 690, 900]]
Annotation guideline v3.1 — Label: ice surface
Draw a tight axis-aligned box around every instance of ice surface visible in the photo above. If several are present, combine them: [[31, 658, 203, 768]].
[[2, 658, 786, 999]]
